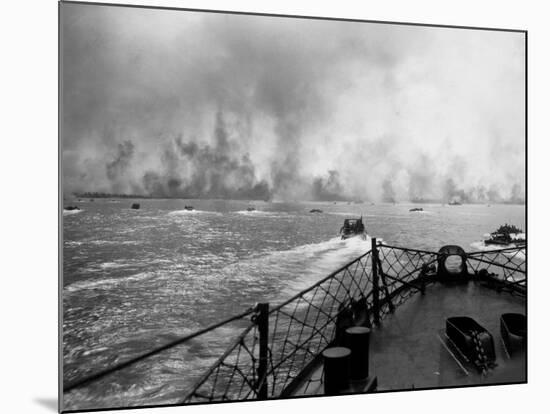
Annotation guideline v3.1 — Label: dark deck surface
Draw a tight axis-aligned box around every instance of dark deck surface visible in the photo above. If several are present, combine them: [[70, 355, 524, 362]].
[[293, 281, 526, 395]]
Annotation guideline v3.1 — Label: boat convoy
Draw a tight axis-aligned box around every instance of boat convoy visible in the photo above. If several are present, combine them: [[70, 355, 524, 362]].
[[64, 198, 524, 250]]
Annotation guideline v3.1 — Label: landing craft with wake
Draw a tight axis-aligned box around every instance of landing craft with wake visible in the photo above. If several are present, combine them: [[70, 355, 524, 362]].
[[339, 216, 367, 240], [484, 224, 526, 247]]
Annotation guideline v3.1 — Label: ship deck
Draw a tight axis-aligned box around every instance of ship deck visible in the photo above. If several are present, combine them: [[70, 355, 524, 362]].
[[293, 280, 526, 395]]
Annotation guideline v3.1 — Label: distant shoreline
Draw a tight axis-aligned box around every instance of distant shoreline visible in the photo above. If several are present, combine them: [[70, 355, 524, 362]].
[[68, 193, 525, 205]]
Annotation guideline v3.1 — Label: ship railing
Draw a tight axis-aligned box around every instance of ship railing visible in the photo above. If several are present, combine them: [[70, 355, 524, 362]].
[[182, 239, 448, 402], [465, 246, 526, 294], [183, 241, 378, 402], [182, 241, 526, 402], [375, 243, 440, 318], [63, 240, 525, 409]]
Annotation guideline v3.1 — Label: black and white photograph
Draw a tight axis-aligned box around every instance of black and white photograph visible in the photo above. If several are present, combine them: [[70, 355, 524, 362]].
[[60, 1, 526, 412]]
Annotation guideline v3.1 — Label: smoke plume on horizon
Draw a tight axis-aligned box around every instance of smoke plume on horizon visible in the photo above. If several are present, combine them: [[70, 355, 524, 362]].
[[62, 4, 525, 203]]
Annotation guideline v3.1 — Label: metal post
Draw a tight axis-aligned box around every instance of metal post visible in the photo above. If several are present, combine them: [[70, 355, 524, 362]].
[[323, 347, 351, 395], [256, 303, 269, 400], [344, 326, 371, 381], [371, 238, 380, 326]]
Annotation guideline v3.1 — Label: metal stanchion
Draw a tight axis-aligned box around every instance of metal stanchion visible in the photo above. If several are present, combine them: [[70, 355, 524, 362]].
[[322, 347, 351, 395], [344, 326, 371, 381]]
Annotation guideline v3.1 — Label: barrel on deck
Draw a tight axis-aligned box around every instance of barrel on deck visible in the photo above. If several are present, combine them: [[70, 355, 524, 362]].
[[446, 316, 495, 366], [500, 313, 526, 356], [322, 347, 351, 395], [344, 326, 371, 380]]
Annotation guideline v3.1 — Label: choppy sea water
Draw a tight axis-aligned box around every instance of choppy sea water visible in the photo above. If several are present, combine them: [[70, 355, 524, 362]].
[[62, 199, 525, 409]]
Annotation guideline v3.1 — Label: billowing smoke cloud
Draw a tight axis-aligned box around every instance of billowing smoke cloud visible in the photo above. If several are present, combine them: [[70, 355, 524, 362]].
[[312, 170, 348, 201], [382, 179, 396, 203], [106, 140, 134, 181], [139, 112, 271, 199], [509, 183, 525, 204], [61, 4, 525, 203]]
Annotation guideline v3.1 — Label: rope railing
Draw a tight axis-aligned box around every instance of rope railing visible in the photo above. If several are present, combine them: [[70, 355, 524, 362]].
[[266, 249, 375, 396], [183, 245, 377, 403], [180, 322, 261, 402], [64, 240, 526, 410], [183, 239, 453, 402], [376, 243, 439, 316], [466, 247, 525, 279], [465, 245, 526, 294]]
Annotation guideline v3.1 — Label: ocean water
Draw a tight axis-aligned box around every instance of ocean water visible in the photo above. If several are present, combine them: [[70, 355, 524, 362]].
[[62, 199, 525, 409]]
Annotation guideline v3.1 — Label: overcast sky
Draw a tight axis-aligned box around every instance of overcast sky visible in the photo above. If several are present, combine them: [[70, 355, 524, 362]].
[[61, 3, 525, 202]]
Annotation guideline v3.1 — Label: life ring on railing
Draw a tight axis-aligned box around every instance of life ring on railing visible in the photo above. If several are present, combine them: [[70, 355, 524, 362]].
[[437, 245, 468, 280]]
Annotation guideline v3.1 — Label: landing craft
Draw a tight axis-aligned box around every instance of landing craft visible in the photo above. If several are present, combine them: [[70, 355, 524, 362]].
[[339, 216, 367, 240], [484, 224, 526, 247]]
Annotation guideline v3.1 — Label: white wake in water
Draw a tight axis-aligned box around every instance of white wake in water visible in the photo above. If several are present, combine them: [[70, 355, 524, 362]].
[[63, 209, 83, 216], [88, 240, 141, 246], [218, 235, 375, 300], [272, 235, 372, 261], [168, 209, 222, 216], [277, 235, 374, 299], [469, 241, 526, 261], [64, 271, 157, 294], [234, 210, 289, 217], [326, 212, 371, 217]]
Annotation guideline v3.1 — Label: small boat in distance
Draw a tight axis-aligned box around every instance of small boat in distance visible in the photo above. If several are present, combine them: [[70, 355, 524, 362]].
[[64, 206, 80, 211], [310, 209, 323, 213], [246, 207, 256, 212], [448, 200, 462, 206], [184, 205, 194, 211], [409, 207, 423, 212], [339, 217, 367, 240]]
